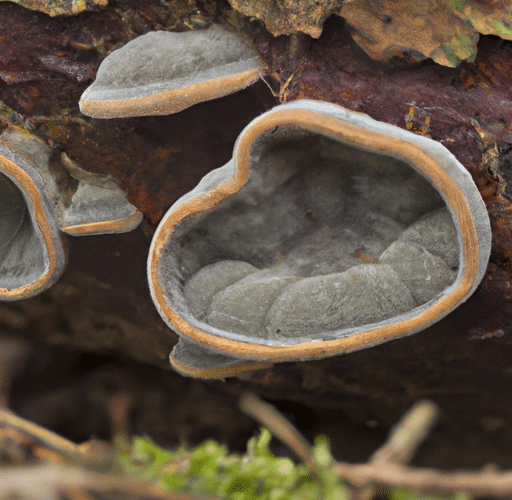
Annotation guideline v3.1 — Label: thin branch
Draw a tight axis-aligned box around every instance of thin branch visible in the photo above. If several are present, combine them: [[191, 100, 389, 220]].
[[0, 407, 80, 454], [0, 407, 118, 472], [0, 463, 216, 500], [62, 485, 96, 500], [107, 392, 133, 453], [240, 392, 512, 497], [355, 391, 439, 499], [369, 399, 439, 465], [239, 392, 318, 472], [332, 461, 512, 496]]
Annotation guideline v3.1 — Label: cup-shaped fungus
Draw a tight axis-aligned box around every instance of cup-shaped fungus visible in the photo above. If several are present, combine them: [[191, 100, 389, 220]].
[[0, 131, 66, 299], [0, 128, 142, 300], [79, 24, 266, 118], [147, 100, 491, 378]]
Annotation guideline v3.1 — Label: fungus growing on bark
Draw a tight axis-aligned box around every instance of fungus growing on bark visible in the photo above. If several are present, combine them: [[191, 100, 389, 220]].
[[59, 152, 142, 236], [147, 100, 491, 378], [0, 128, 142, 299], [0, 131, 66, 299], [79, 24, 266, 118]]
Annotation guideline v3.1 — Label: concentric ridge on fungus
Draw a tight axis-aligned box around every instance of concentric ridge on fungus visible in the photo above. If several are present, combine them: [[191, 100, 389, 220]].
[[147, 100, 491, 378]]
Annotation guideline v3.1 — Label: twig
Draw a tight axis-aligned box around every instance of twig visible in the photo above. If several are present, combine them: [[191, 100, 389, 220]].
[[62, 485, 96, 500], [0, 407, 80, 454], [107, 392, 133, 453], [331, 461, 512, 496], [239, 392, 318, 472], [0, 463, 215, 500], [240, 392, 512, 497], [357, 397, 439, 500], [0, 407, 117, 472], [369, 399, 439, 465]]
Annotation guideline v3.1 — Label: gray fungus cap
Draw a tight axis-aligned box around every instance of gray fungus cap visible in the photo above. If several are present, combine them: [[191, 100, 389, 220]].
[[79, 24, 266, 118]]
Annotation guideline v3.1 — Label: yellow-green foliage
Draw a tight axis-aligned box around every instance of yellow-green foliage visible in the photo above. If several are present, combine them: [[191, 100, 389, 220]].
[[119, 428, 474, 500], [120, 429, 348, 499]]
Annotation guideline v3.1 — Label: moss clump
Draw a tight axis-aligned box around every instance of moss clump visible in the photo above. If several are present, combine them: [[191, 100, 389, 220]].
[[119, 428, 473, 500], [120, 428, 348, 499]]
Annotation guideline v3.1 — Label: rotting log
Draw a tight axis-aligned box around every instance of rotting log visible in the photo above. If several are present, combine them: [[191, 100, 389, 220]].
[[0, 0, 512, 471]]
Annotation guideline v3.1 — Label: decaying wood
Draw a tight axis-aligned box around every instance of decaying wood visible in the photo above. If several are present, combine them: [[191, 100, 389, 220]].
[[0, 0, 512, 473]]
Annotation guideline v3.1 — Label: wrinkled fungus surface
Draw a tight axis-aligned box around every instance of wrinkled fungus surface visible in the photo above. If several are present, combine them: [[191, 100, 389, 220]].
[[169, 130, 459, 341]]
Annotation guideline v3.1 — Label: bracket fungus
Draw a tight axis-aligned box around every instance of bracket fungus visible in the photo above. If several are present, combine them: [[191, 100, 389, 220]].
[[0, 131, 66, 300], [79, 24, 266, 118], [0, 128, 142, 300], [58, 152, 142, 236], [147, 100, 491, 378]]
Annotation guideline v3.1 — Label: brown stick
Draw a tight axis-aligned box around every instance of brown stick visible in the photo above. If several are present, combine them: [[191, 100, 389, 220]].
[[332, 461, 512, 496], [0, 463, 216, 500], [369, 399, 439, 465], [240, 392, 512, 497], [239, 392, 318, 472], [0, 407, 80, 454]]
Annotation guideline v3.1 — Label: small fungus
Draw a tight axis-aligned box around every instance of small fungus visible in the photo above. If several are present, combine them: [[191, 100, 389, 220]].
[[0, 128, 142, 300], [79, 24, 266, 118], [147, 100, 491, 378], [59, 152, 142, 236]]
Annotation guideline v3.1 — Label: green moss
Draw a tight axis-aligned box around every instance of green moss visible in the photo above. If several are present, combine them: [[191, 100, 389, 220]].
[[118, 428, 474, 500], [490, 19, 512, 38], [448, 0, 469, 13], [432, 33, 477, 67], [450, 34, 476, 60], [120, 429, 347, 499]]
